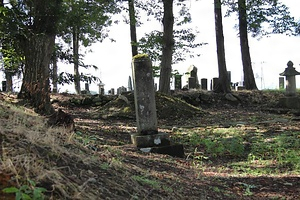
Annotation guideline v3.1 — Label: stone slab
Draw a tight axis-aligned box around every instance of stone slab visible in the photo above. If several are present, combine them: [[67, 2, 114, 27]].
[[149, 144, 185, 158], [131, 132, 170, 148]]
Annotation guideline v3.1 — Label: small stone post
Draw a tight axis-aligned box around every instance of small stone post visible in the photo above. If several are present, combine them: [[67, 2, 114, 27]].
[[201, 78, 207, 90], [279, 77, 284, 90], [211, 78, 219, 91], [174, 75, 182, 90], [2, 81, 6, 92], [98, 82, 105, 95], [85, 83, 90, 93], [131, 54, 184, 157], [128, 76, 133, 91]]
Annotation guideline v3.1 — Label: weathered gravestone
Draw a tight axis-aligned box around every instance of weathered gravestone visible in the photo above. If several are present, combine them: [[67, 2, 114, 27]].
[[2, 81, 6, 92], [279, 61, 300, 109], [185, 65, 199, 89], [174, 74, 182, 90], [131, 54, 184, 157], [279, 77, 284, 90], [98, 82, 105, 95], [128, 76, 133, 91], [201, 78, 207, 90], [117, 86, 127, 95]]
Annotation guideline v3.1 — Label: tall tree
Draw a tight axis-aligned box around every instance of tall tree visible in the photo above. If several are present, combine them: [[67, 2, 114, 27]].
[[214, 0, 231, 93], [59, 0, 119, 94], [224, 0, 297, 90], [137, 0, 203, 90], [159, 0, 174, 94], [16, 0, 62, 114], [238, 0, 257, 90], [128, 0, 138, 56]]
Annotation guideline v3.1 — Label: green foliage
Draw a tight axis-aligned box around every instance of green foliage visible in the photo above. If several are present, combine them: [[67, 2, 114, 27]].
[[224, 0, 297, 37], [131, 175, 160, 189], [59, 0, 120, 46], [2, 180, 47, 200], [173, 126, 300, 175]]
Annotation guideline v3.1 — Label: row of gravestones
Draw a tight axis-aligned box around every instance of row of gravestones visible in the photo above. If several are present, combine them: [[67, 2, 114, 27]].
[[175, 66, 245, 91], [73, 61, 299, 96]]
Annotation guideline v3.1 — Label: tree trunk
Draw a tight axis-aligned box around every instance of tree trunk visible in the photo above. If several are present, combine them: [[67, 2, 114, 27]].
[[52, 54, 58, 93], [214, 0, 231, 93], [238, 0, 258, 90], [19, 34, 55, 115], [128, 0, 138, 57], [73, 26, 81, 94], [159, 0, 174, 94], [18, 0, 61, 115]]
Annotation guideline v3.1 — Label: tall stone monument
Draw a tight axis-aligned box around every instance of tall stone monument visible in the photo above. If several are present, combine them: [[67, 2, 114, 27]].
[[131, 54, 184, 157]]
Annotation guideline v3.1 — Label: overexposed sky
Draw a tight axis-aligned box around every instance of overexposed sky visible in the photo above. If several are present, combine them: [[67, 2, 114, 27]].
[[76, 0, 300, 93]]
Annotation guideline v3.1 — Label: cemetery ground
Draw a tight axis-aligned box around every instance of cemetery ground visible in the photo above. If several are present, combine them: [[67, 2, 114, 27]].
[[0, 90, 300, 200]]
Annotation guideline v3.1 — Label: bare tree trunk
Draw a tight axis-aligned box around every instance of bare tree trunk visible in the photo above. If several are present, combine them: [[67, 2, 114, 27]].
[[128, 0, 138, 56], [52, 54, 58, 93], [73, 26, 81, 94], [159, 0, 174, 94], [18, 0, 61, 115], [214, 0, 231, 93], [19, 34, 55, 114], [238, 0, 258, 90]]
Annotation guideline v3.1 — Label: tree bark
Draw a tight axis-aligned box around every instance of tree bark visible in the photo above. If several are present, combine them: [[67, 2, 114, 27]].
[[18, 0, 61, 115], [128, 0, 138, 57], [238, 0, 258, 90], [19, 34, 55, 114], [159, 0, 174, 94], [73, 25, 81, 94], [214, 0, 231, 93], [52, 54, 58, 93]]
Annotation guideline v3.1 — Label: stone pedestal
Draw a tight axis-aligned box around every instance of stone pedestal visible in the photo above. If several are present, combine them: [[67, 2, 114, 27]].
[[279, 96, 300, 109], [131, 132, 170, 148]]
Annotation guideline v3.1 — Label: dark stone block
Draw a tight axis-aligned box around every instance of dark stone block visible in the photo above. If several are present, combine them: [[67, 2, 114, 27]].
[[149, 144, 185, 158], [131, 133, 170, 148]]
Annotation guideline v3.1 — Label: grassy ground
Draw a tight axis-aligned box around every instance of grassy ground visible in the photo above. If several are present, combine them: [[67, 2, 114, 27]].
[[0, 90, 299, 199]]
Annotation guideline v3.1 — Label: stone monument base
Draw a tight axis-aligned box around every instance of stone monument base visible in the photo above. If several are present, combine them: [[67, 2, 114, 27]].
[[279, 96, 300, 109], [131, 133, 185, 158], [131, 132, 170, 148]]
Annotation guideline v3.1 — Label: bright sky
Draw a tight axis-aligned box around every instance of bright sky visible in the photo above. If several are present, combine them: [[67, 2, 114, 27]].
[[75, 0, 300, 94], [2, 0, 300, 93]]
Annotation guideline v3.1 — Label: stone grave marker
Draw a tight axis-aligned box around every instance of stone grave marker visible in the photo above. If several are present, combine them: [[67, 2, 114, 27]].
[[201, 78, 207, 90], [185, 65, 199, 88], [128, 76, 133, 91], [174, 74, 182, 90], [279, 77, 284, 90], [131, 54, 184, 157]]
